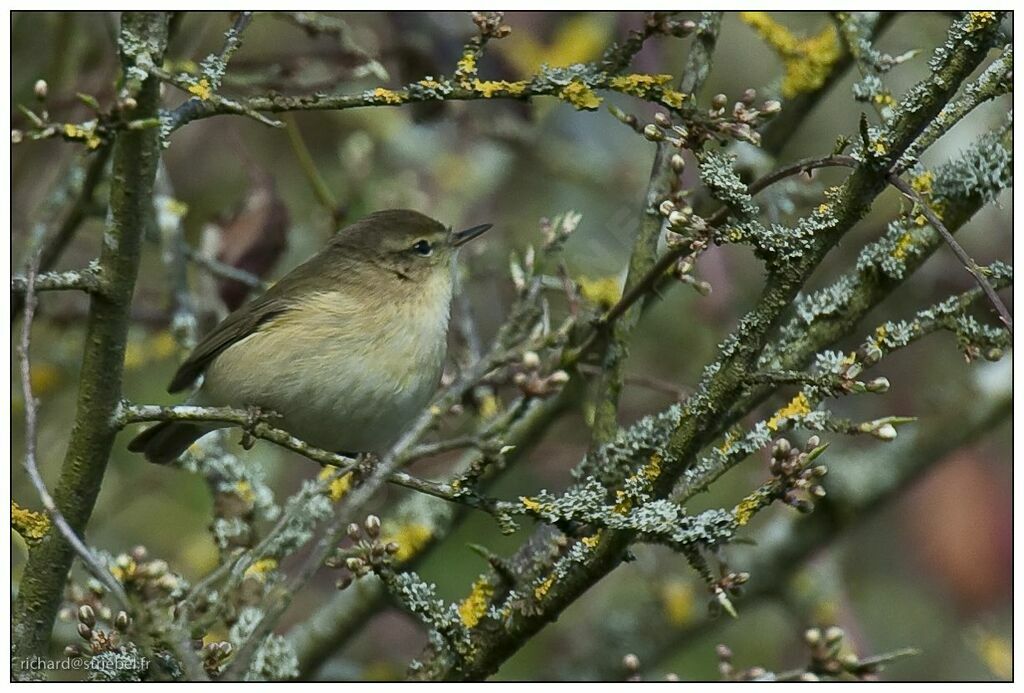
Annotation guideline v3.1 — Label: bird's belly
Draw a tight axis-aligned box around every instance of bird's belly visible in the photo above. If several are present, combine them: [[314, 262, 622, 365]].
[[200, 323, 445, 453]]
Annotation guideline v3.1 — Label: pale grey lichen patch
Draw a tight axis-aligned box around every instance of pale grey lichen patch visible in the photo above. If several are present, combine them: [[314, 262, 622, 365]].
[[698, 151, 759, 220], [931, 130, 1013, 205], [229, 606, 299, 681]]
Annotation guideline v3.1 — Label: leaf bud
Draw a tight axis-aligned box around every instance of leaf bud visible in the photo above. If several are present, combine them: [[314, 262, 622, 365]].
[[78, 604, 96, 628], [643, 123, 664, 141]]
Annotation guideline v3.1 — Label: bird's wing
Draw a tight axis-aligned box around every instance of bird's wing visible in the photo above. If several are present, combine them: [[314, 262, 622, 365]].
[[167, 291, 291, 392], [168, 244, 348, 393]]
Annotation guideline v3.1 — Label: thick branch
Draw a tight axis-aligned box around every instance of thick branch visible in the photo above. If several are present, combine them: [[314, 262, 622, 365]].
[[587, 12, 722, 447], [11, 11, 169, 666], [411, 13, 1003, 680]]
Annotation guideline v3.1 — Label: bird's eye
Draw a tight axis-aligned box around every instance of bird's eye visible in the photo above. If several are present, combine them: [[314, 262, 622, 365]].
[[412, 240, 432, 256]]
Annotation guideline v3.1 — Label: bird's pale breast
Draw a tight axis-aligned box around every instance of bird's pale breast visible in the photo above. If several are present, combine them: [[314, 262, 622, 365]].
[[199, 274, 453, 453]]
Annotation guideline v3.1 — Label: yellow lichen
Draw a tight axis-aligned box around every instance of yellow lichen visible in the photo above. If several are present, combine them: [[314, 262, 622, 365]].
[[966, 11, 998, 32], [733, 492, 761, 526], [609, 73, 673, 96], [318, 468, 353, 503], [816, 203, 830, 215], [533, 573, 555, 600], [381, 522, 432, 563], [873, 92, 896, 107], [372, 87, 404, 104], [577, 275, 622, 308], [766, 392, 812, 431], [457, 577, 494, 628], [581, 533, 601, 549], [471, 79, 528, 98], [188, 78, 212, 101], [717, 431, 738, 454], [456, 52, 477, 82], [871, 140, 888, 156], [911, 170, 934, 196], [613, 490, 631, 515], [740, 12, 841, 98], [890, 231, 914, 262], [233, 480, 255, 505], [660, 89, 686, 109], [520, 496, 544, 513], [559, 79, 602, 110], [62, 123, 102, 150], [640, 453, 662, 485], [12, 501, 50, 546], [111, 557, 138, 583], [243, 557, 278, 581], [418, 77, 443, 89], [660, 579, 695, 626]]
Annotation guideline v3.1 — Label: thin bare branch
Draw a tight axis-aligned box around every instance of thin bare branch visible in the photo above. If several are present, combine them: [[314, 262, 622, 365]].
[[17, 250, 130, 608], [887, 172, 1013, 332]]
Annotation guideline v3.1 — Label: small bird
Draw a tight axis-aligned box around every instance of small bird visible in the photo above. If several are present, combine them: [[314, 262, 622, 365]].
[[129, 209, 491, 464]]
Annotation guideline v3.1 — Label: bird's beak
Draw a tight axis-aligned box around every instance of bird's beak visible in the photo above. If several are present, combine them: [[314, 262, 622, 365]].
[[451, 223, 492, 247]]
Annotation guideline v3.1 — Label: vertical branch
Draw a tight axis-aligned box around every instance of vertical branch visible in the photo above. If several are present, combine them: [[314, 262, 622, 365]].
[[11, 12, 169, 664], [588, 12, 722, 445]]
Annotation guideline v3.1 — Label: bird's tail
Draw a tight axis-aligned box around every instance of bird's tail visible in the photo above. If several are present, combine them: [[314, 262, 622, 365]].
[[127, 420, 216, 465]]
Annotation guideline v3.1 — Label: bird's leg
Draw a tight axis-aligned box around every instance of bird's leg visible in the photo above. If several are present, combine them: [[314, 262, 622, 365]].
[[352, 452, 380, 483], [240, 405, 281, 449]]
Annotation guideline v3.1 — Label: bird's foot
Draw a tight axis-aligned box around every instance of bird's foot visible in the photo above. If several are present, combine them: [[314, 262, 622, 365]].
[[239, 405, 282, 449], [354, 452, 380, 480]]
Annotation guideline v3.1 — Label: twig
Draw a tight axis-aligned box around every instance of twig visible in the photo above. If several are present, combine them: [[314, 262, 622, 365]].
[[38, 146, 112, 273], [12, 147, 111, 320], [404, 436, 482, 461], [266, 11, 387, 80], [183, 246, 270, 292], [150, 64, 285, 128], [567, 154, 859, 361], [577, 363, 687, 399], [902, 44, 1012, 167], [887, 173, 1013, 332], [11, 267, 103, 294], [17, 250, 130, 608], [12, 13, 170, 662], [283, 114, 343, 223], [118, 403, 361, 472]]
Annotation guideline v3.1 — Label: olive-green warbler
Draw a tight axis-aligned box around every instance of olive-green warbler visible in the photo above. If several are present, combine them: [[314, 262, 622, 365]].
[[129, 209, 491, 464]]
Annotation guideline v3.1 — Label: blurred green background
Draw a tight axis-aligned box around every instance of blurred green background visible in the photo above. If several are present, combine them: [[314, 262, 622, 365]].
[[11, 11, 1011, 681]]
